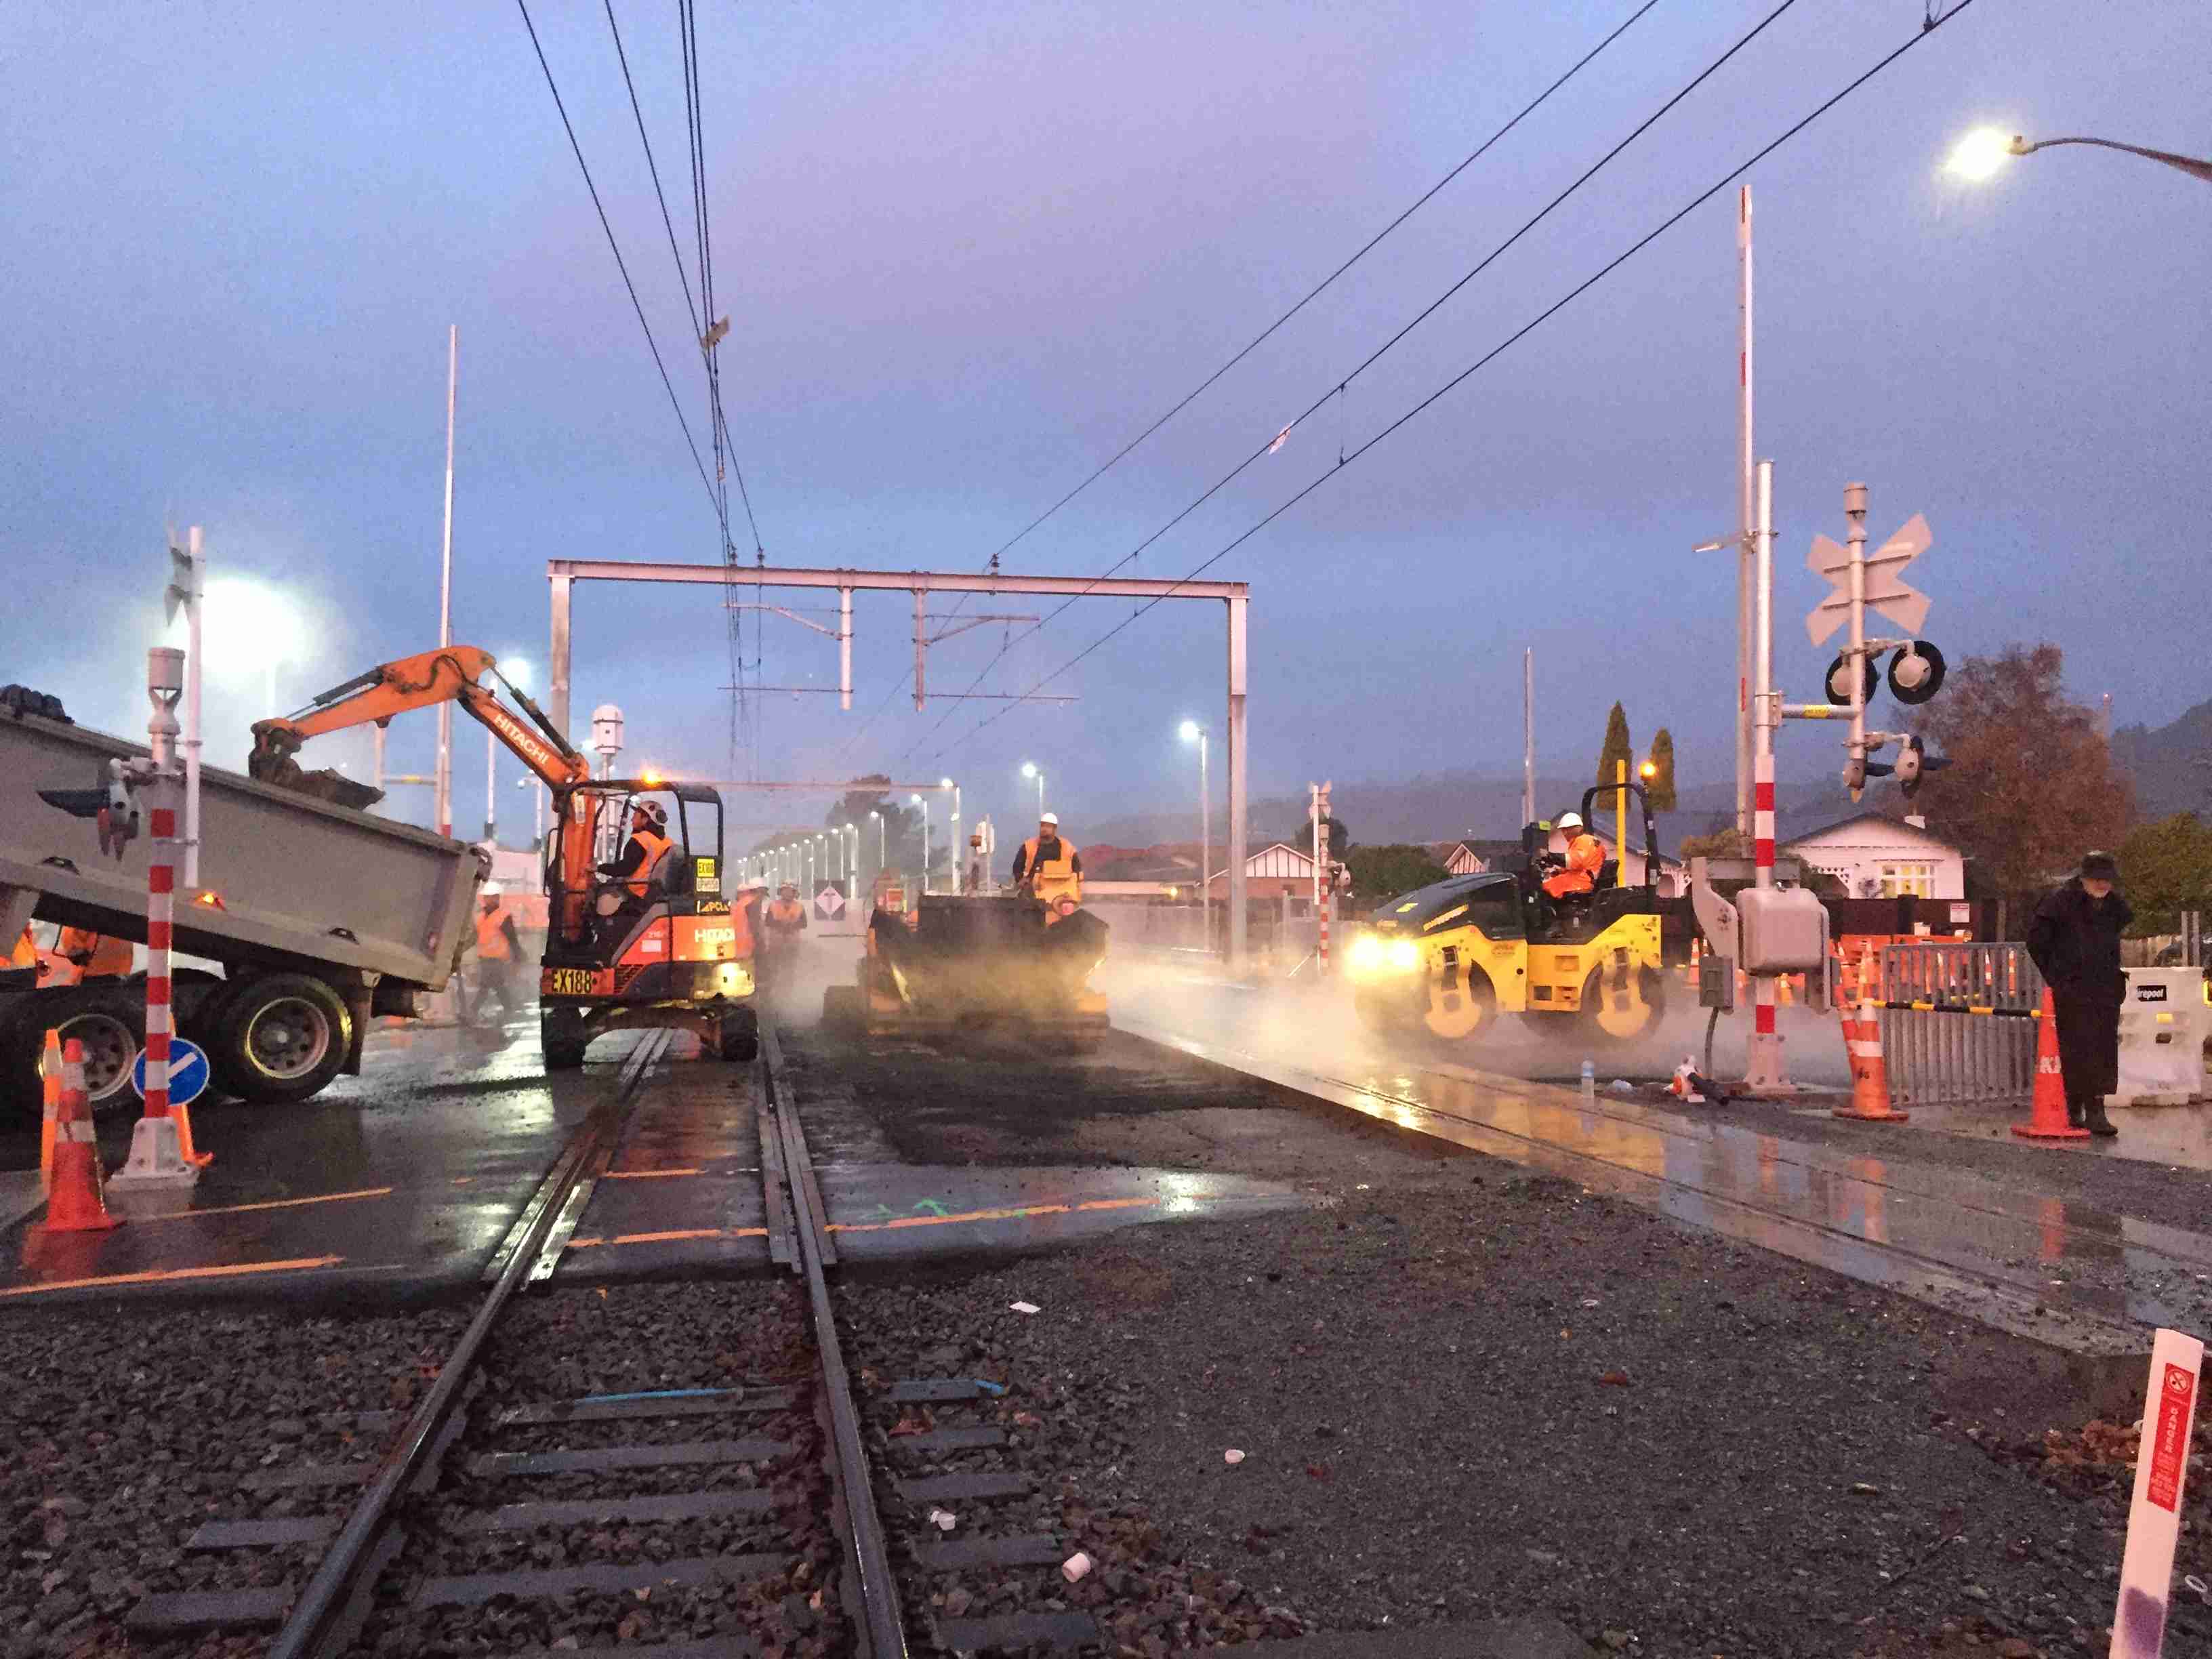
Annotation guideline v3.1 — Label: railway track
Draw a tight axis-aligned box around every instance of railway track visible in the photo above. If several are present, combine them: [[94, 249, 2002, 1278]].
[[123, 1021, 1102, 1658]]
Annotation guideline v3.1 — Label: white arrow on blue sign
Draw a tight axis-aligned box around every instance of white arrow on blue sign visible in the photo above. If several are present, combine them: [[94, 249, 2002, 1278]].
[[131, 1039, 211, 1108]]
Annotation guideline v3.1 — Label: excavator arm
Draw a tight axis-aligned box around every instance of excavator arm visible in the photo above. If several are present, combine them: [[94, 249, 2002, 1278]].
[[249, 647, 601, 925], [248, 647, 588, 793]]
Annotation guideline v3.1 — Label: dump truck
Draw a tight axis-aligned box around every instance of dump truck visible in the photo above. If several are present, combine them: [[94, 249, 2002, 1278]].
[[825, 892, 1111, 1049], [0, 697, 485, 1114]]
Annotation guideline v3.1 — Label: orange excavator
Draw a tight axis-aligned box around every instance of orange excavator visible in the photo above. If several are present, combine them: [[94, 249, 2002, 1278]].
[[248, 647, 758, 1069]]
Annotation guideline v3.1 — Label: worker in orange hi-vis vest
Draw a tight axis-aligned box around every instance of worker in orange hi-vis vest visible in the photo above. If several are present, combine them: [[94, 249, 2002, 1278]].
[[471, 888, 525, 1020], [57, 927, 134, 979], [1011, 813, 1084, 907], [1541, 812, 1603, 900]]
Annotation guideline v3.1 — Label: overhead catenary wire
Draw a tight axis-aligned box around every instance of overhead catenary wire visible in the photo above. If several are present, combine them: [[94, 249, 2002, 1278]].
[[514, 0, 727, 532], [936, 0, 1984, 757], [905, 0, 1805, 761], [850, 1, 1664, 771], [970, 0, 1661, 579]]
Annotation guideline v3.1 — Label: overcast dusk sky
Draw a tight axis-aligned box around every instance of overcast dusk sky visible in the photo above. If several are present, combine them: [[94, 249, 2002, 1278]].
[[3, 1, 2206, 844]]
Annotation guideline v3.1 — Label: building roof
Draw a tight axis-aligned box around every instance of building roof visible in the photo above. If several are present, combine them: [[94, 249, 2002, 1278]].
[[1780, 811, 1957, 852]]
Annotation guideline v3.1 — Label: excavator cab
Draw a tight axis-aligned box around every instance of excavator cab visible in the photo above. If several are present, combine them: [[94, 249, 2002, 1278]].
[[539, 779, 756, 1069]]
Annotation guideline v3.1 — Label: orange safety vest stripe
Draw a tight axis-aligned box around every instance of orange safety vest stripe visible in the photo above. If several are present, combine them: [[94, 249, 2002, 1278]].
[[626, 830, 673, 897], [475, 908, 513, 960], [8, 930, 37, 969]]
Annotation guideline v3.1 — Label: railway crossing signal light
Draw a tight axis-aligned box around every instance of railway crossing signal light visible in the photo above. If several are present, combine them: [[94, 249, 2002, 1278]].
[[1893, 734, 1950, 798], [1885, 641, 1946, 705]]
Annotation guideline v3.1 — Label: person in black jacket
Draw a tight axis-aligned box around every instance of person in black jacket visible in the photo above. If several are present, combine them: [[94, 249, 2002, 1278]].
[[2024, 851, 2131, 1136]]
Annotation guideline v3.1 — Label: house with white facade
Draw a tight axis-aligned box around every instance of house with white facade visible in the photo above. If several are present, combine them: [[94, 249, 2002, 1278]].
[[1779, 812, 1965, 900]]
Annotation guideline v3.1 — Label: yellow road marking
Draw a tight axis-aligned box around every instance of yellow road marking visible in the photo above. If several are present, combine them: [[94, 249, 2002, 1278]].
[[562, 1196, 1162, 1250], [0, 1255, 346, 1298], [565, 1226, 769, 1249], [129, 1187, 394, 1224], [829, 1196, 1159, 1234]]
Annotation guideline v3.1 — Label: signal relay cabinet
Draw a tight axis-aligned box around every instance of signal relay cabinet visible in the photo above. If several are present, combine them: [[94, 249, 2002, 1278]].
[[1347, 781, 1689, 1046]]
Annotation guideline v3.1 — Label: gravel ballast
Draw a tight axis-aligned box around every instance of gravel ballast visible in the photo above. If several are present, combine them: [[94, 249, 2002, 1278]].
[[836, 1177, 2210, 1658]]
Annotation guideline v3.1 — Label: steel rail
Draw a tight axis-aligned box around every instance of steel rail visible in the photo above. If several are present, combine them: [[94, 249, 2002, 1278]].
[[760, 1021, 909, 1659], [266, 1028, 672, 1659]]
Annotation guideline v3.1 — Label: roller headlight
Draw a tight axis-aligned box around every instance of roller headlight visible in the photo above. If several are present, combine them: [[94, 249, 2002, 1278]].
[[1387, 939, 1422, 972], [1347, 935, 1383, 972]]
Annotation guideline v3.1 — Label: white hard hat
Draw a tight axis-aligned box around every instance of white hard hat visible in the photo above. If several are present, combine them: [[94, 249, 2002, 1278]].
[[1557, 812, 1584, 830], [1040, 811, 1059, 826]]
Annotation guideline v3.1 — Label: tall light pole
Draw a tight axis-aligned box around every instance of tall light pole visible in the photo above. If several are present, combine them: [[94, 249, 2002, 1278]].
[[911, 794, 931, 892], [869, 811, 884, 890], [1180, 720, 1211, 951], [941, 778, 960, 891], [1947, 126, 2212, 186], [1021, 761, 1044, 819], [435, 323, 458, 839]]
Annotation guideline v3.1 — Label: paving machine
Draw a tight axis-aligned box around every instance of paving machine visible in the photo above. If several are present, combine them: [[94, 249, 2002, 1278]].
[[1348, 780, 1681, 1046], [249, 646, 757, 1069], [825, 892, 1110, 1050]]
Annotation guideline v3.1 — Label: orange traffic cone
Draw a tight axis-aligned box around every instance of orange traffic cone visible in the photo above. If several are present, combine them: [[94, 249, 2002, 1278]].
[[38, 1028, 62, 1195], [2012, 989, 2089, 1141], [1833, 990, 1908, 1122], [39, 1039, 120, 1233]]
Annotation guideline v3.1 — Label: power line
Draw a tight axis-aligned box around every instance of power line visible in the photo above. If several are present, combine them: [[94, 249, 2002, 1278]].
[[906, 0, 1803, 760], [971, 0, 1662, 578], [514, 0, 726, 526], [853, 3, 1662, 771], [937, 0, 1984, 758]]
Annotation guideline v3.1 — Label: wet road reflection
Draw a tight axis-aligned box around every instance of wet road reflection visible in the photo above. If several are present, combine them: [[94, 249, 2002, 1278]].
[[1120, 1013, 2194, 1352]]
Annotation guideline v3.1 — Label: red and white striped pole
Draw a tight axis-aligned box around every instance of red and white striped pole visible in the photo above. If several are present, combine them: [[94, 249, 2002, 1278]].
[[1742, 460, 1792, 1093], [110, 647, 203, 1189], [144, 794, 176, 1122]]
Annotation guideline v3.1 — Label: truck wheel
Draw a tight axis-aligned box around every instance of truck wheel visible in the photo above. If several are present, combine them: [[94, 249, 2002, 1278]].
[[1580, 960, 1665, 1046], [1424, 963, 1498, 1042], [3, 992, 142, 1122], [541, 1007, 589, 1071], [716, 1008, 759, 1063], [213, 975, 352, 1105]]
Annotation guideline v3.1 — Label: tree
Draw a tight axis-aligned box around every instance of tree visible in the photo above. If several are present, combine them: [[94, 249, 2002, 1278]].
[[1596, 702, 1633, 790], [1912, 644, 2133, 909], [1676, 825, 1746, 863], [1644, 727, 1678, 813], [2118, 813, 2212, 935], [1343, 844, 1445, 901], [1284, 814, 1350, 855]]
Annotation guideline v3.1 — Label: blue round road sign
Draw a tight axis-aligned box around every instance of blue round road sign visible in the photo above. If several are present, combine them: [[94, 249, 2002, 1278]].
[[131, 1038, 211, 1108]]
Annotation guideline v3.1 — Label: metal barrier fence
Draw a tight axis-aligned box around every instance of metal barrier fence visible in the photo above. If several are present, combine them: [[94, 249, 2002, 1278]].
[[1875, 941, 2045, 1107]]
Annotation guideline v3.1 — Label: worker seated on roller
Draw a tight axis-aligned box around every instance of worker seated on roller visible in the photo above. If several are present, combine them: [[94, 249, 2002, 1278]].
[[1540, 812, 1604, 901], [1011, 812, 1083, 908]]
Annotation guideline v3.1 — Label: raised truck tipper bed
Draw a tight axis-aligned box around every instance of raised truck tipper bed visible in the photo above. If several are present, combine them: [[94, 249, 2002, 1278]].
[[0, 705, 485, 1111]]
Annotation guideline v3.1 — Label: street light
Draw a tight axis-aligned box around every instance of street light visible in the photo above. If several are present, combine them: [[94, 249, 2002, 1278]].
[[911, 794, 932, 893], [199, 576, 308, 719], [1180, 720, 1212, 954], [1021, 761, 1044, 819], [1946, 125, 2212, 186], [869, 810, 884, 885]]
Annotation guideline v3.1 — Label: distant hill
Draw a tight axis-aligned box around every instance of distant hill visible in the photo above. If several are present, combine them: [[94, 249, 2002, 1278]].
[[2112, 697, 2212, 820]]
